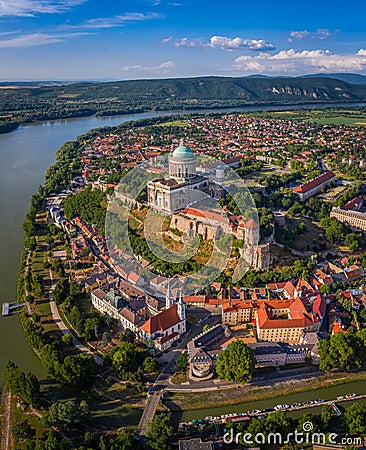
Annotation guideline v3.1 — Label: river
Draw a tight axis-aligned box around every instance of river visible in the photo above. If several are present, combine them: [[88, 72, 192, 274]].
[[0, 102, 365, 381]]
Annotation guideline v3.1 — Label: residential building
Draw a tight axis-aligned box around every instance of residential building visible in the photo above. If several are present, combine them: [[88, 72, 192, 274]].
[[330, 207, 366, 232]]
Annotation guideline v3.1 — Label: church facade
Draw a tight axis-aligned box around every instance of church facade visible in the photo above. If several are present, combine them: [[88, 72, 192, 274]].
[[147, 141, 224, 213]]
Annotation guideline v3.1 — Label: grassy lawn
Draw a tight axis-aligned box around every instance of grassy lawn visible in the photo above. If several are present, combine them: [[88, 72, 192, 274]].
[[266, 109, 366, 127], [8, 394, 48, 449], [40, 378, 143, 430], [157, 119, 188, 127], [305, 116, 366, 126]]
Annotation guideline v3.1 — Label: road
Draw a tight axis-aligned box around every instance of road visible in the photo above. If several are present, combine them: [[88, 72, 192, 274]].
[[47, 261, 104, 366], [137, 314, 218, 436]]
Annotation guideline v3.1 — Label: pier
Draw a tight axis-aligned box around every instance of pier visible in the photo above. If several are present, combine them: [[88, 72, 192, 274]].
[[2, 302, 25, 316]]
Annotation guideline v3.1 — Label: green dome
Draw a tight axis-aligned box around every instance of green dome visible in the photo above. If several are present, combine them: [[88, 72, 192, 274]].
[[172, 144, 195, 159]]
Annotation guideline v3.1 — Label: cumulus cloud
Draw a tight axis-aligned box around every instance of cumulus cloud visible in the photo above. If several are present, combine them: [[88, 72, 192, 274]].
[[289, 28, 331, 42], [121, 60, 175, 74], [233, 49, 366, 75], [0, 31, 90, 48], [0, 0, 86, 17], [171, 35, 275, 51], [209, 36, 275, 50]]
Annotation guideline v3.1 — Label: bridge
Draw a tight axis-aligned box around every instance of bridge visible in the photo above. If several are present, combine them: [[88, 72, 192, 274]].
[[329, 402, 342, 416], [2, 302, 25, 316]]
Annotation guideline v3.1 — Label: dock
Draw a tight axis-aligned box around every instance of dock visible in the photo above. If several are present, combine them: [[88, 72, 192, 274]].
[[2, 302, 25, 316]]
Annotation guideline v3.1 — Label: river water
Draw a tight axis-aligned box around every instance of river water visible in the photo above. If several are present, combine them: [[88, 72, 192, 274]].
[[0, 102, 365, 381]]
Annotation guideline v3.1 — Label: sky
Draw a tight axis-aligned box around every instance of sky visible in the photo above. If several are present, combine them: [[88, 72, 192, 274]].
[[0, 0, 366, 80]]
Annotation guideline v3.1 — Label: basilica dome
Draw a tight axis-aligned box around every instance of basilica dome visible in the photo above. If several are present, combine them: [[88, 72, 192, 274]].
[[171, 142, 195, 159]]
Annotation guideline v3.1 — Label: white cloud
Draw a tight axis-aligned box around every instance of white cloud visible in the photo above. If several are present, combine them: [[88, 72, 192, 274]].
[[174, 37, 204, 48], [162, 36, 173, 43], [209, 36, 275, 50], [233, 49, 366, 75], [63, 12, 162, 30], [0, 0, 86, 17], [289, 28, 331, 42], [0, 31, 90, 48], [121, 60, 175, 74], [171, 35, 275, 51]]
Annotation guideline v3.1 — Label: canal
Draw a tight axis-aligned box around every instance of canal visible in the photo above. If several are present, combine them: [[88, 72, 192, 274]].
[[178, 380, 366, 422]]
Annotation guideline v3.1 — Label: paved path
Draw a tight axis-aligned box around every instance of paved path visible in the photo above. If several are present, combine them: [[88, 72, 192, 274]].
[[47, 262, 103, 366], [2, 391, 12, 450]]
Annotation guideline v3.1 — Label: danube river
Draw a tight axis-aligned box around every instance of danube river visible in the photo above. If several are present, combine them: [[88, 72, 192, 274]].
[[0, 103, 365, 381]]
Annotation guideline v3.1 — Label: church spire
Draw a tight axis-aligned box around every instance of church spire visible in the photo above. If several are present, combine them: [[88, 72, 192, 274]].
[[177, 290, 186, 321], [166, 282, 173, 310]]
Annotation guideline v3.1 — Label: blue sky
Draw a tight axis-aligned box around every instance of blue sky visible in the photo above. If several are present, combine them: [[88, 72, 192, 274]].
[[0, 0, 365, 80]]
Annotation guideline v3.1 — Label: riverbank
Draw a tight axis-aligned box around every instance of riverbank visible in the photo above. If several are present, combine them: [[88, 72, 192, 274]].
[[1, 100, 365, 135], [169, 369, 366, 413]]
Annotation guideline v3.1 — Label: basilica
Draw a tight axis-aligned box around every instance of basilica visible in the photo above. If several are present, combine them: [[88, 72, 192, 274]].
[[147, 140, 224, 213]]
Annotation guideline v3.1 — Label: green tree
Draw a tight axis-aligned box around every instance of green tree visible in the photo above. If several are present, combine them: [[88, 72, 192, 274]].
[[321, 404, 333, 428], [319, 333, 365, 371], [60, 354, 96, 389], [12, 419, 35, 441], [61, 333, 73, 346], [45, 400, 90, 429], [107, 429, 135, 450], [216, 340, 256, 382], [319, 284, 331, 295], [343, 402, 366, 434], [146, 413, 173, 450], [176, 352, 189, 372], [143, 356, 160, 374], [113, 341, 137, 375]]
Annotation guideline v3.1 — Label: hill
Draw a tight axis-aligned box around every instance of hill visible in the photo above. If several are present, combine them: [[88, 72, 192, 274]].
[[303, 73, 366, 85], [1, 75, 366, 133]]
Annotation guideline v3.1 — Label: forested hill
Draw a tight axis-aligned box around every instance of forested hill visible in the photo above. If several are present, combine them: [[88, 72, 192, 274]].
[[3, 75, 366, 103], [1, 75, 366, 133]]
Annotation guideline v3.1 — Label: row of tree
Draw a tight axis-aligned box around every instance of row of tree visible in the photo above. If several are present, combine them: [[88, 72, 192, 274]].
[[319, 329, 366, 371]]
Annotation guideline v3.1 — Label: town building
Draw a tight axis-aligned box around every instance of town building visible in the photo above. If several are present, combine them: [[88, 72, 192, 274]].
[[222, 300, 256, 325], [256, 297, 324, 342], [330, 207, 366, 232], [293, 171, 336, 201]]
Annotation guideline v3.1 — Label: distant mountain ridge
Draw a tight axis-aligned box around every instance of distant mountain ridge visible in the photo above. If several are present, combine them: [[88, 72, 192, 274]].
[[2, 75, 365, 104], [302, 73, 366, 85]]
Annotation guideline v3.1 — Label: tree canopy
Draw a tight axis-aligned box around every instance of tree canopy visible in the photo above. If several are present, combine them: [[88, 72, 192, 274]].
[[216, 340, 256, 382]]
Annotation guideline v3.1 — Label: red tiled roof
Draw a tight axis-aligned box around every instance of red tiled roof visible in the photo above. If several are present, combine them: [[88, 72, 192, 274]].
[[344, 197, 362, 211], [294, 171, 335, 194], [183, 295, 207, 303], [182, 207, 228, 224], [245, 219, 259, 229], [140, 304, 181, 334], [256, 298, 314, 329], [157, 332, 179, 344]]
